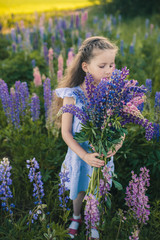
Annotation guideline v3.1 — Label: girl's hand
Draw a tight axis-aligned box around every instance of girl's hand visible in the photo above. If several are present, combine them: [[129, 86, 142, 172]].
[[107, 134, 126, 158], [83, 153, 105, 168]]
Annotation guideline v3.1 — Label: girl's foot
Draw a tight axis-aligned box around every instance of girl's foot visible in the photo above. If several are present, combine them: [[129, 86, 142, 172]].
[[68, 214, 82, 239]]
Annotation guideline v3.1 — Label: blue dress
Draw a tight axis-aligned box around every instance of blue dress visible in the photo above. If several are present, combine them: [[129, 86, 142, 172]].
[[55, 86, 114, 200]]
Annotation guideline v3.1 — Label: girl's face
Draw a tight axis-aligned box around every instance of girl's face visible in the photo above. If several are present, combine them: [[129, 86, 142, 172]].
[[82, 49, 116, 84]]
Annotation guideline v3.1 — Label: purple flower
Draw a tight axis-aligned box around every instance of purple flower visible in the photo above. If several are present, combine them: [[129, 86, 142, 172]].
[[125, 167, 150, 224], [153, 123, 160, 142], [43, 78, 52, 119], [100, 166, 112, 200], [84, 194, 100, 236], [43, 42, 48, 64], [30, 93, 40, 121], [145, 79, 152, 94], [26, 158, 45, 223], [0, 158, 15, 217], [58, 165, 70, 210]]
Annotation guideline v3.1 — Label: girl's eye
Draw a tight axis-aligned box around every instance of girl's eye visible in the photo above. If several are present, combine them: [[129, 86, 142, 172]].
[[99, 66, 105, 68]]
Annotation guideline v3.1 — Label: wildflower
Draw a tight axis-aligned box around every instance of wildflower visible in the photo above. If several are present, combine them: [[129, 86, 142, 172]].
[[84, 194, 100, 236], [43, 42, 48, 64], [125, 167, 150, 224], [0, 158, 15, 218], [129, 225, 140, 240], [30, 93, 40, 121], [145, 79, 152, 94], [43, 78, 52, 119], [26, 158, 45, 223], [58, 165, 70, 210], [66, 50, 74, 67], [33, 67, 42, 87], [48, 48, 54, 77]]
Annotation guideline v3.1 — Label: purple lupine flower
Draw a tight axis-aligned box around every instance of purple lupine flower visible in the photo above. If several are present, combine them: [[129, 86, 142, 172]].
[[43, 42, 48, 64], [70, 15, 74, 29], [153, 123, 160, 142], [129, 43, 134, 54], [12, 43, 16, 53], [58, 165, 70, 210], [26, 158, 45, 223], [125, 167, 150, 224], [31, 59, 36, 68], [75, 13, 80, 28], [48, 18, 53, 33], [99, 166, 112, 200], [0, 158, 15, 218], [0, 79, 11, 121], [154, 92, 160, 109], [30, 93, 40, 121], [120, 40, 124, 56], [43, 78, 52, 119], [145, 79, 152, 94], [59, 104, 88, 124], [11, 28, 16, 42], [84, 194, 100, 236], [154, 92, 160, 123]]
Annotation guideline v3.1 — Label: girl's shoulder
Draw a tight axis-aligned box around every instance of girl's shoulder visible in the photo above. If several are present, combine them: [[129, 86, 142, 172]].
[[55, 86, 80, 100]]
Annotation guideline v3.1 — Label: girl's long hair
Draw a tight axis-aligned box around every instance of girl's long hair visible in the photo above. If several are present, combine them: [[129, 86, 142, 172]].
[[48, 36, 118, 129]]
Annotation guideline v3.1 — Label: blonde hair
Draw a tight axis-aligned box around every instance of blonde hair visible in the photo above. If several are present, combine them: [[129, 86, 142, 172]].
[[48, 36, 118, 129]]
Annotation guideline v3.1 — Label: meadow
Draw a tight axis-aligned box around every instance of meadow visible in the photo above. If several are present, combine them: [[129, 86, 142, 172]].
[[0, 0, 95, 15], [0, 5, 160, 240]]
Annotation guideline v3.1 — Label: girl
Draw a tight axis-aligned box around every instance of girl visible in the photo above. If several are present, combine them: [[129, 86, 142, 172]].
[[52, 36, 124, 239]]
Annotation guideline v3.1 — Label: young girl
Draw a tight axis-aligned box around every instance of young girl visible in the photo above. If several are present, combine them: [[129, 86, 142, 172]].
[[52, 36, 124, 239]]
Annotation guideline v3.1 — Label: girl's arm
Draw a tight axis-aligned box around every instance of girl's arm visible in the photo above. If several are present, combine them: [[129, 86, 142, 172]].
[[61, 97, 105, 168]]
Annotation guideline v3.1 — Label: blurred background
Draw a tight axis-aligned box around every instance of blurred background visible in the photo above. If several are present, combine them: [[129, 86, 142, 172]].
[[0, 1, 160, 240]]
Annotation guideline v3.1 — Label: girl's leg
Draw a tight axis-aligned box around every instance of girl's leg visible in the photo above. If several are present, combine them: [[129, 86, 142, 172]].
[[68, 191, 85, 239], [73, 191, 85, 216]]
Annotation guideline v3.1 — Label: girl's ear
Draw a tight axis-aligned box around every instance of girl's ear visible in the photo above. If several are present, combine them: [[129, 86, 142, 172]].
[[82, 62, 88, 73]]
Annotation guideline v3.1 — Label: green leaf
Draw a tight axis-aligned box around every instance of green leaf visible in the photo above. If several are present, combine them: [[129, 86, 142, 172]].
[[106, 196, 111, 209], [112, 180, 123, 190]]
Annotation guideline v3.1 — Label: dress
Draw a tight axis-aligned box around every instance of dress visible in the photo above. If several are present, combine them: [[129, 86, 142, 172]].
[[55, 86, 114, 200]]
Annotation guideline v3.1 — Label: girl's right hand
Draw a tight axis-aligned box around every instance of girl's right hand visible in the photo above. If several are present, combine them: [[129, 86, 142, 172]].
[[83, 153, 105, 168]]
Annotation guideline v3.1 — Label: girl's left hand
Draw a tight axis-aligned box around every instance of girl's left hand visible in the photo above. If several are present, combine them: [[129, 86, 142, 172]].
[[107, 134, 125, 158]]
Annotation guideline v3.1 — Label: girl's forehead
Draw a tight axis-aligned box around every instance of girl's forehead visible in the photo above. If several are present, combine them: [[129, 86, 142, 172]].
[[91, 48, 116, 62]]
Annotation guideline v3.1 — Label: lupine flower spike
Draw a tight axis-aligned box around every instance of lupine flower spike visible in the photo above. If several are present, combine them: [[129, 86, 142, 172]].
[[26, 158, 46, 224], [0, 158, 15, 220]]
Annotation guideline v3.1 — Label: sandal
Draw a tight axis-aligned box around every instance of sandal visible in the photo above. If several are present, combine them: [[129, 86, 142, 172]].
[[68, 218, 82, 238]]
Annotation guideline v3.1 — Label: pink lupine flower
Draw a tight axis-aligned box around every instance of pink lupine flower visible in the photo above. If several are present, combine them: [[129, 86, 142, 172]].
[[123, 102, 143, 118], [67, 50, 74, 67], [124, 79, 138, 88], [81, 10, 88, 27], [57, 69, 63, 81], [84, 194, 100, 235], [33, 67, 42, 87], [130, 96, 146, 107], [58, 54, 63, 72], [129, 226, 140, 240], [48, 48, 54, 77]]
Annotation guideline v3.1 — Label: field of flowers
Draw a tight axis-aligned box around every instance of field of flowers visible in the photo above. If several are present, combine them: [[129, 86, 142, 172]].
[[0, 7, 160, 240]]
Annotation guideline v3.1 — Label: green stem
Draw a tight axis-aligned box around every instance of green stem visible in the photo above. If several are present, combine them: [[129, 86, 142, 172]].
[[116, 218, 122, 240]]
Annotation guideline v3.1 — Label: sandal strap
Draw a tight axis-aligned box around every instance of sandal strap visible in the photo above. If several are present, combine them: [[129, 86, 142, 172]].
[[70, 218, 82, 224], [68, 228, 78, 235]]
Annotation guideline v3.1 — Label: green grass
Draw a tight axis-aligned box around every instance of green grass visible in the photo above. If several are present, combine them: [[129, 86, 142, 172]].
[[0, 0, 96, 15]]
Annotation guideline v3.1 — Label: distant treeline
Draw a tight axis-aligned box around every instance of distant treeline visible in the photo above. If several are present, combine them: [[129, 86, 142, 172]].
[[91, 0, 160, 17]]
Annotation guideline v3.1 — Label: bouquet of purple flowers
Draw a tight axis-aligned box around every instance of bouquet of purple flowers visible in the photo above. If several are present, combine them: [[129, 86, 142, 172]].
[[58, 67, 154, 199]]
